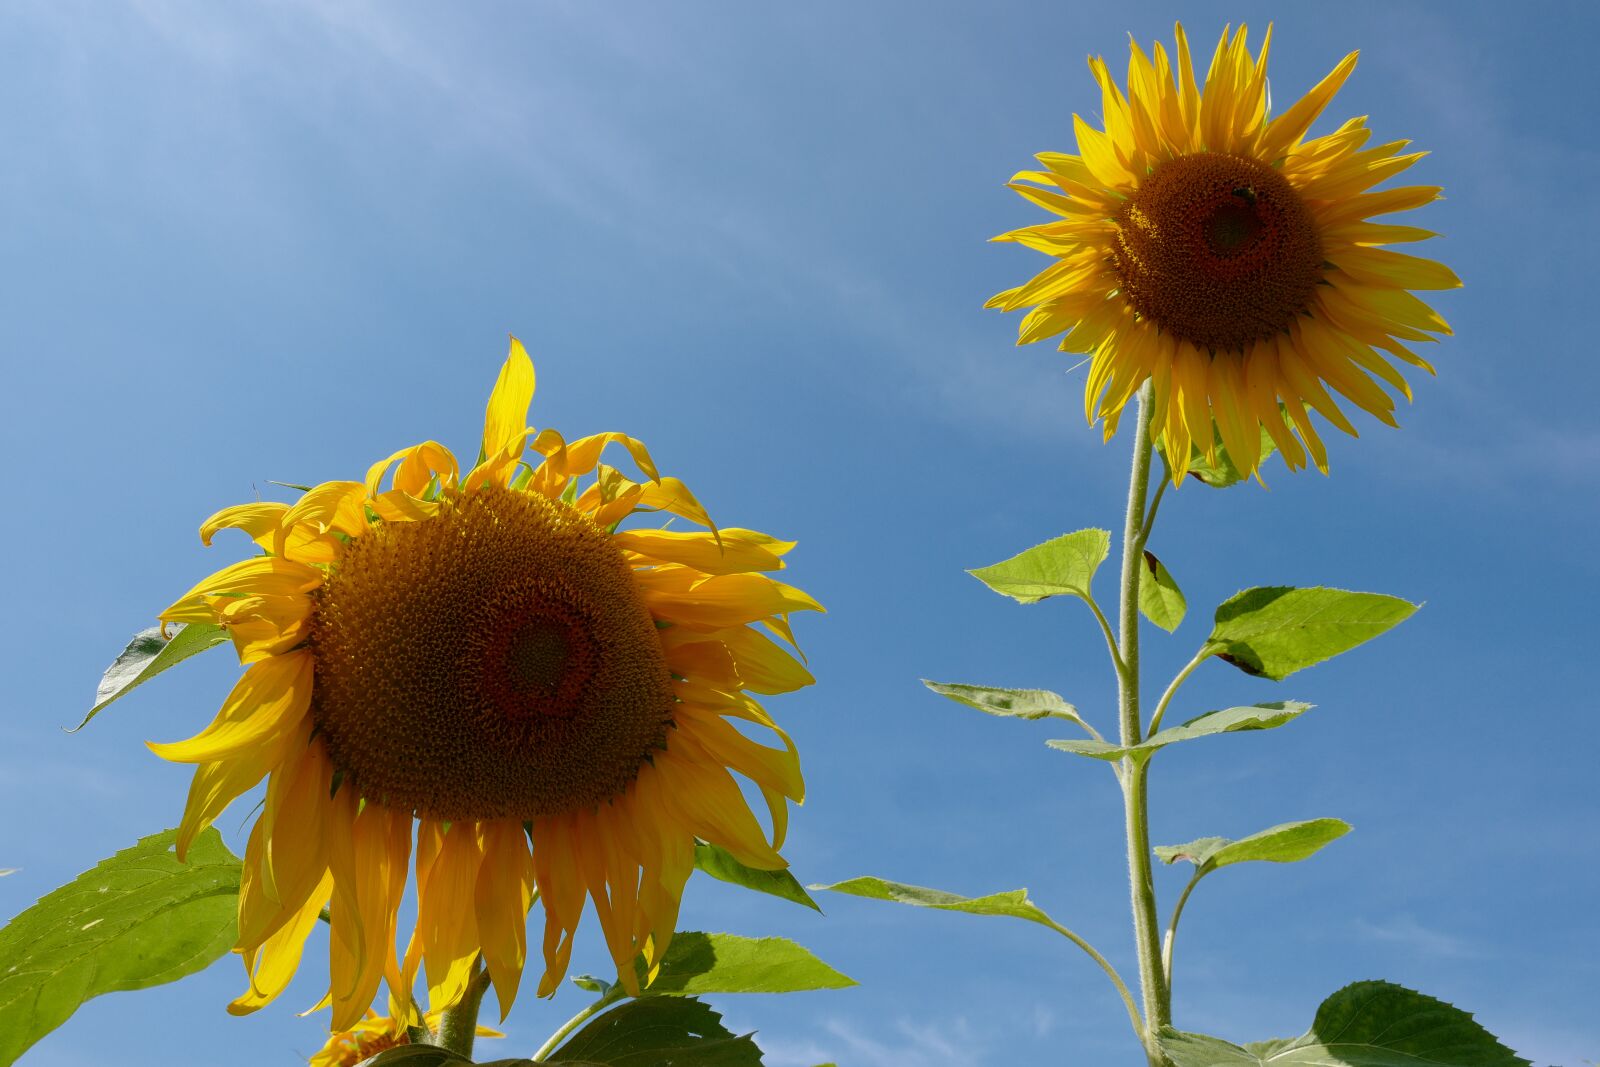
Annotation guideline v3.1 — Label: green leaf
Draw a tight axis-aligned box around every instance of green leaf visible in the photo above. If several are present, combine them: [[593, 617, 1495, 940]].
[[1147, 702, 1312, 747], [967, 529, 1110, 605], [73, 622, 230, 731], [546, 996, 763, 1066], [1155, 819, 1351, 871], [0, 828, 242, 1066], [1158, 980, 1529, 1066], [642, 932, 854, 995], [922, 681, 1083, 723], [1180, 424, 1279, 489], [693, 841, 820, 912], [1042, 738, 1129, 762], [1205, 587, 1417, 681], [359, 1049, 473, 1067], [811, 877, 1059, 932], [1137, 551, 1187, 632], [1047, 702, 1312, 763]]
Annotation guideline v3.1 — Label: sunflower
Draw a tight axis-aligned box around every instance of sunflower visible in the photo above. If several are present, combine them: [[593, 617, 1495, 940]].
[[308, 1010, 501, 1067], [150, 338, 819, 1031], [987, 23, 1460, 478]]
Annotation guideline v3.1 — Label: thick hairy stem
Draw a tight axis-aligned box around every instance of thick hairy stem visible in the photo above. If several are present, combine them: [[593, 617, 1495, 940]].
[[436, 956, 492, 1057], [1115, 382, 1171, 1061]]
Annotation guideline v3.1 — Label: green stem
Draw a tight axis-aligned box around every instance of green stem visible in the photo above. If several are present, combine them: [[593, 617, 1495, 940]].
[[1161, 869, 1206, 1000], [436, 956, 491, 1057], [1042, 918, 1144, 1037], [1145, 647, 1212, 739], [1086, 595, 1127, 677], [531, 985, 626, 1062], [1138, 467, 1170, 545], [1115, 382, 1171, 1061]]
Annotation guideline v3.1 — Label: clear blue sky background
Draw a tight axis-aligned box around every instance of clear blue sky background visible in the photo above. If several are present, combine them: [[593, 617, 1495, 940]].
[[3, 2, 1596, 1064]]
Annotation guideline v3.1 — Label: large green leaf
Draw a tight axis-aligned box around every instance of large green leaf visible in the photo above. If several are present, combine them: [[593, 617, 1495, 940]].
[[693, 842, 819, 912], [1048, 702, 1312, 763], [360, 1049, 473, 1067], [642, 932, 854, 996], [1158, 980, 1529, 1066], [0, 828, 242, 1066], [967, 529, 1110, 605], [811, 877, 1058, 932], [1155, 819, 1351, 871], [922, 681, 1084, 723], [1205, 588, 1417, 681], [547, 996, 763, 1066], [1138, 551, 1187, 632], [73, 622, 230, 730]]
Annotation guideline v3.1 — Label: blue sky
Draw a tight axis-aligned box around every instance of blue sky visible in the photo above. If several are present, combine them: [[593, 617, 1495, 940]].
[[2, 2, 1596, 1064]]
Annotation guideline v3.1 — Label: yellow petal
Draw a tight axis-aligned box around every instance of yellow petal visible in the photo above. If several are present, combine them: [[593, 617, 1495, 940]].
[[201, 502, 289, 547], [475, 820, 534, 1020], [614, 528, 789, 575], [229, 871, 332, 1016], [148, 651, 313, 765], [366, 440, 460, 496], [482, 336, 536, 463]]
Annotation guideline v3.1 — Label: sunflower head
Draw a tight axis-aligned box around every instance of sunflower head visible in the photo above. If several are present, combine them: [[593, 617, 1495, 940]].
[[308, 1010, 501, 1067], [988, 23, 1460, 479], [150, 338, 820, 1032]]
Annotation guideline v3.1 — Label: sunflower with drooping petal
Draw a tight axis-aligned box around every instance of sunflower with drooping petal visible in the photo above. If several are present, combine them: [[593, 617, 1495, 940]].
[[309, 1010, 501, 1067], [151, 338, 819, 1032], [987, 22, 1460, 478]]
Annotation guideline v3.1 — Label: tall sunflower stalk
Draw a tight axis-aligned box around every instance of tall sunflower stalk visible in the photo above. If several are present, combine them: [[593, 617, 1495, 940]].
[[821, 23, 1530, 1067]]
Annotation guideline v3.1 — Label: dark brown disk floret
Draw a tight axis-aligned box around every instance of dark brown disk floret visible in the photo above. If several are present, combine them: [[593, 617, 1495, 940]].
[[309, 483, 673, 821], [1112, 151, 1323, 352]]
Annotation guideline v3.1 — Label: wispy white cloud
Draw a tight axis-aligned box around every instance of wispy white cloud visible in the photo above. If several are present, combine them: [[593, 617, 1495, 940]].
[[760, 1014, 985, 1067], [1351, 914, 1483, 960]]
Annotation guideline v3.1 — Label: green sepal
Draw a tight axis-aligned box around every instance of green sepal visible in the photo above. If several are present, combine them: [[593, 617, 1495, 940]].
[[967, 529, 1110, 605], [74, 622, 230, 730]]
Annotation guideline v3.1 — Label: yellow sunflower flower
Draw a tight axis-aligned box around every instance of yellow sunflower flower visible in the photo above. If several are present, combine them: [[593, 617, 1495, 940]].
[[150, 338, 819, 1031], [308, 1010, 501, 1067], [988, 23, 1460, 478]]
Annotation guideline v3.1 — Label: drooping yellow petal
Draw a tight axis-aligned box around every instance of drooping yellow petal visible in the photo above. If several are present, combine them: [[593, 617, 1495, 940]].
[[148, 650, 313, 765], [475, 820, 534, 1020], [229, 871, 332, 1016], [366, 440, 460, 497], [614, 528, 789, 575]]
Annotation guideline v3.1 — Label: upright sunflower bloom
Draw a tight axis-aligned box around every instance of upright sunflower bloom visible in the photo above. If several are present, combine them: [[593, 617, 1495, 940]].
[[151, 338, 819, 1031], [988, 23, 1460, 478]]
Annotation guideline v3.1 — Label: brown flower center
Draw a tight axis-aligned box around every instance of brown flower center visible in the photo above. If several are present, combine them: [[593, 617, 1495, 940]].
[[309, 483, 673, 821], [1111, 152, 1323, 352]]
